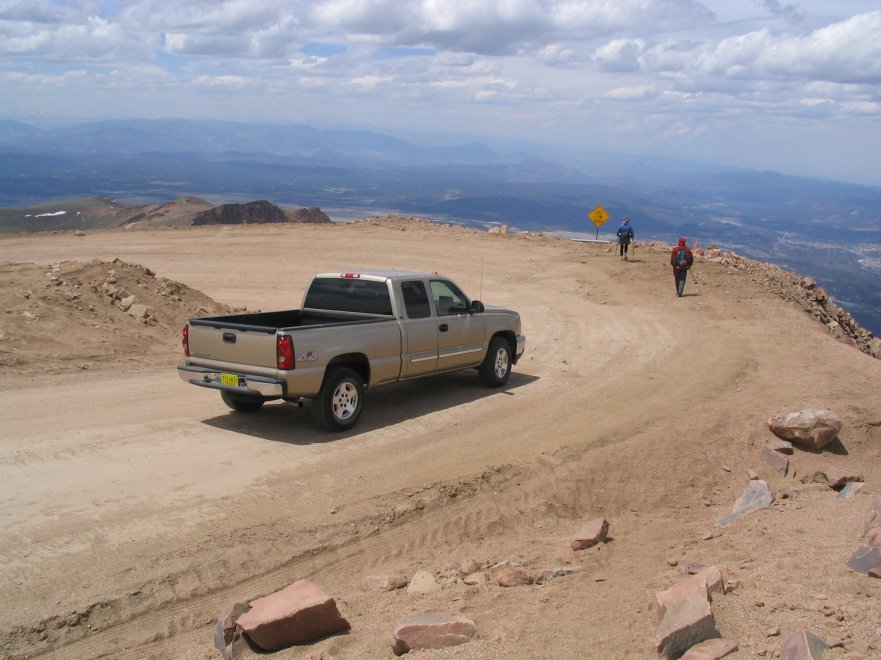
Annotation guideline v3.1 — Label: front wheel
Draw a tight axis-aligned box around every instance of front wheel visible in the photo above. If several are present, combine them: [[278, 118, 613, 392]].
[[479, 336, 512, 387], [311, 367, 364, 431], [221, 390, 265, 413]]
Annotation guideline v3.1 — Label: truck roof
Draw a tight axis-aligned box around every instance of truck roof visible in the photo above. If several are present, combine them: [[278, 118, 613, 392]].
[[313, 270, 443, 282]]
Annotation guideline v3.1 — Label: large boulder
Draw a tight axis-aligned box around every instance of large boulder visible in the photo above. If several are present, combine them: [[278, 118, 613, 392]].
[[392, 611, 476, 655], [235, 580, 350, 651], [655, 591, 719, 659], [768, 410, 842, 451]]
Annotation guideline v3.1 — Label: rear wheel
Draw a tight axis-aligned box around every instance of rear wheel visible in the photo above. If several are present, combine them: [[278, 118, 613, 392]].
[[311, 367, 364, 431], [221, 390, 265, 413], [479, 336, 512, 387]]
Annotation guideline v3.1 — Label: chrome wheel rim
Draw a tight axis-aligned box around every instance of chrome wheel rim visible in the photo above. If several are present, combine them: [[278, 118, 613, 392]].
[[494, 348, 509, 379], [332, 381, 359, 420]]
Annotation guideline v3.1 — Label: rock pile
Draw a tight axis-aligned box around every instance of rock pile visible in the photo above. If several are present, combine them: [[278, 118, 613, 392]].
[[697, 246, 880, 359], [213, 520, 605, 657], [1, 258, 232, 373]]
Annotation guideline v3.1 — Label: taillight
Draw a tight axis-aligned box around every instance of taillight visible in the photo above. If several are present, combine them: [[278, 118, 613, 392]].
[[277, 335, 295, 370], [181, 324, 189, 356]]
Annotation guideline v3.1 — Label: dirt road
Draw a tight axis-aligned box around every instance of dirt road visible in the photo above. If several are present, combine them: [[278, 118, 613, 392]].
[[1, 221, 880, 658]]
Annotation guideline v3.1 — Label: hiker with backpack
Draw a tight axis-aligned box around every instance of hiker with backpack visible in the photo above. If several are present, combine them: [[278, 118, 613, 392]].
[[670, 237, 694, 297], [616, 218, 634, 261]]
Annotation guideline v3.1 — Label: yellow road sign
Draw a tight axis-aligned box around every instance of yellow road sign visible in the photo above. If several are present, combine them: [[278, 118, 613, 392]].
[[589, 205, 609, 228]]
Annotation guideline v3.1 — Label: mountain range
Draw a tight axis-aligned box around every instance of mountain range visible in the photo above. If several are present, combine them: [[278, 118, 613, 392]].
[[1, 118, 879, 335]]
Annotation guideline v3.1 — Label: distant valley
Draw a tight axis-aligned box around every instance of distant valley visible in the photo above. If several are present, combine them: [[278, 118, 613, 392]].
[[1, 118, 879, 336]]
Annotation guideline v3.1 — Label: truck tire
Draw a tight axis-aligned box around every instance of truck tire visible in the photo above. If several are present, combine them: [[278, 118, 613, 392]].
[[312, 367, 364, 431], [479, 336, 512, 387], [221, 390, 265, 413]]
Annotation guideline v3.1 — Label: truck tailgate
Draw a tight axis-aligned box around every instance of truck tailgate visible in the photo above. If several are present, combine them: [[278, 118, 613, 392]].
[[187, 323, 278, 370]]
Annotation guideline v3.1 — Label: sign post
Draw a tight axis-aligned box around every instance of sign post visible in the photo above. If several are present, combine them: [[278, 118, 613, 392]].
[[588, 205, 609, 240]]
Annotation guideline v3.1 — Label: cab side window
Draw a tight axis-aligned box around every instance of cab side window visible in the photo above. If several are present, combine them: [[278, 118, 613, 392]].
[[401, 280, 431, 319], [430, 280, 468, 316]]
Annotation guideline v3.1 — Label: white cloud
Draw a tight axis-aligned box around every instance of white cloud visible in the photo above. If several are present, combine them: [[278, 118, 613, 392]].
[[594, 39, 644, 72], [192, 74, 252, 88], [349, 74, 392, 88], [537, 43, 579, 67], [603, 85, 655, 100]]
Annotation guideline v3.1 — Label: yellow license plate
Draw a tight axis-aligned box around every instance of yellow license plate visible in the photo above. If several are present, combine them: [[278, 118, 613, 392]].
[[220, 373, 240, 387]]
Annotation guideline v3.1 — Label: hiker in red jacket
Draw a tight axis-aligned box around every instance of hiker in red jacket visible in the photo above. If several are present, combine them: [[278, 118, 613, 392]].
[[670, 237, 694, 297]]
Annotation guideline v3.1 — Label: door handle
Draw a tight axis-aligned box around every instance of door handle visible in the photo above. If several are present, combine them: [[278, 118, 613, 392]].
[[439, 323, 449, 332], [223, 332, 237, 343]]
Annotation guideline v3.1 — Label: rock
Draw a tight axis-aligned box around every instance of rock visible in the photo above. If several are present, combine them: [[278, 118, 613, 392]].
[[656, 568, 724, 623], [718, 480, 774, 526], [193, 200, 292, 225], [860, 501, 881, 537], [531, 564, 583, 583], [768, 410, 842, 451], [214, 602, 250, 660], [767, 438, 794, 454], [696, 567, 725, 600], [846, 546, 881, 575], [761, 446, 790, 476], [235, 580, 350, 652], [571, 517, 609, 550], [655, 589, 720, 659], [128, 303, 151, 320], [407, 570, 441, 594], [488, 224, 509, 234], [361, 575, 407, 592], [22, 311, 37, 321], [463, 571, 487, 586], [779, 629, 830, 659], [392, 611, 476, 656], [118, 294, 136, 311], [865, 527, 881, 547], [495, 566, 533, 587], [73, 230, 86, 236], [681, 638, 738, 659], [837, 482, 865, 499], [458, 559, 480, 575], [678, 563, 706, 577], [825, 471, 863, 490]]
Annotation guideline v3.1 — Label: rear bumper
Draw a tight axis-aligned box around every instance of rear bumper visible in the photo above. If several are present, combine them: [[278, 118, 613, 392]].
[[177, 365, 285, 398]]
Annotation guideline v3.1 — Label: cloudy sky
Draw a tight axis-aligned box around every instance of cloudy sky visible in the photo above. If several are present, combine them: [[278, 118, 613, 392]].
[[1, 0, 880, 184]]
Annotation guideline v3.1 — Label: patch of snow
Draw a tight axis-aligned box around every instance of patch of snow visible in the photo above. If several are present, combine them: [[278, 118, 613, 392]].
[[34, 211, 67, 217]]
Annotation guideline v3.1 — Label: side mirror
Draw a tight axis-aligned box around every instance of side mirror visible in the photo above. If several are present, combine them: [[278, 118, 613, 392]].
[[470, 300, 485, 313]]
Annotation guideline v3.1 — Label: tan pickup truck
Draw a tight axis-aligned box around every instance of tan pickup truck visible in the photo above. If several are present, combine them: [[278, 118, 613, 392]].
[[178, 270, 526, 430]]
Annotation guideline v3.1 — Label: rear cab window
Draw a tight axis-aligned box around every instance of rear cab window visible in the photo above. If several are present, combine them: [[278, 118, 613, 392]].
[[304, 278, 393, 315]]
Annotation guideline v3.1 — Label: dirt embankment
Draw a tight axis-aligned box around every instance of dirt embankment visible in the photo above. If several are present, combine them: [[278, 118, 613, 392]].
[[0, 219, 879, 660], [0, 259, 232, 373]]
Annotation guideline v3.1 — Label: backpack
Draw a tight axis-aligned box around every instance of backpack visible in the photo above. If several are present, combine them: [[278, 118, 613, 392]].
[[673, 247, 693, 269]]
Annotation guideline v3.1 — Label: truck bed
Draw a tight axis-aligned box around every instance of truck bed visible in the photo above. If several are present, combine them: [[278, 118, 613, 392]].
[[188, 309, 389, 333]]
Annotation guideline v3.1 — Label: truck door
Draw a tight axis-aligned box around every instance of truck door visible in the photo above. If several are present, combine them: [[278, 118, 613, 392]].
[[430, 279, 485, 371], [399, 280, 438, 377]]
